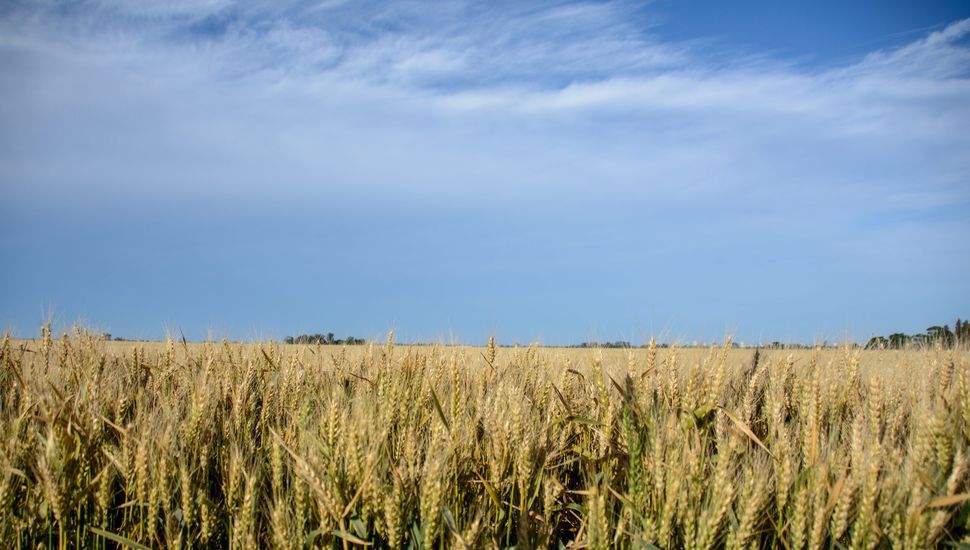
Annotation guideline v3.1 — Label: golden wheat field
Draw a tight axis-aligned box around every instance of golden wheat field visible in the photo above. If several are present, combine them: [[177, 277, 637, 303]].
[[1, 328, 968, 549]]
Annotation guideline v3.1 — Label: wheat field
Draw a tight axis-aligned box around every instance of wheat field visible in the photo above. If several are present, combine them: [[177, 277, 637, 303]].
[[1, 327, 968, 549]]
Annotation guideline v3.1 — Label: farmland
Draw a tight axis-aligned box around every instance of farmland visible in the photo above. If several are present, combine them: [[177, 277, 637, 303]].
[[1, 328, 968, 548]]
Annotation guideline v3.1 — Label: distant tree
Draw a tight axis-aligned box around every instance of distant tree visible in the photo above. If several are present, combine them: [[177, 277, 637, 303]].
[[927, 325, 955, 348], [865, 336, 887, 350], [327, 332, 335, 345], [887, 333, 909, 349], [955, 318, 969, 346]]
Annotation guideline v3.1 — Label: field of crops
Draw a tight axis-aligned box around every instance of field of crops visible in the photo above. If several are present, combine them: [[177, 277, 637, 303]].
[[1, 328, 968, 549]]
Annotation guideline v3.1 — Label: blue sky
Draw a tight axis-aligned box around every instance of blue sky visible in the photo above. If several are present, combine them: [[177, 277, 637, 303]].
[[1, 1, 968, 345]]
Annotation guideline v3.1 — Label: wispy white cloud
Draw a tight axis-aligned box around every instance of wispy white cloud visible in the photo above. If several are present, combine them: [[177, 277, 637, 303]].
[[2, 3, 967, 202]]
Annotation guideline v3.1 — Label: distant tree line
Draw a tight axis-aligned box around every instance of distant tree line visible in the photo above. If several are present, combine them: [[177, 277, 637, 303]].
[[865, 318, 970, 350], [568, 341, 633, 349], [569, 341, 675, 349], [283, 332, 365, 345], [764, 342, 817, 350]]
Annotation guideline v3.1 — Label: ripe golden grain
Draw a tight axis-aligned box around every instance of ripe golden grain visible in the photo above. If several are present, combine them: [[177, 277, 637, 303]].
[[1, 330, 968, 548]]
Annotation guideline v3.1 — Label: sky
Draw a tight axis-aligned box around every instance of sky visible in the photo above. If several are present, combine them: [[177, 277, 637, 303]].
[[1, 1, 969, 346]]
